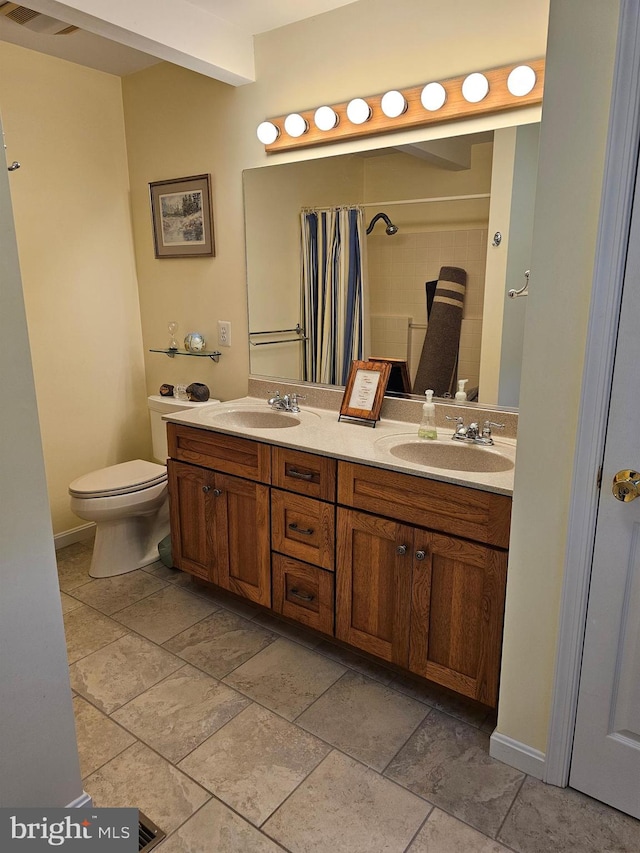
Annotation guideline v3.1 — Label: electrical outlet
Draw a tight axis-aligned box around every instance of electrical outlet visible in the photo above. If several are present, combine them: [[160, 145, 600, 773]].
[[218, 320, 231, 347]]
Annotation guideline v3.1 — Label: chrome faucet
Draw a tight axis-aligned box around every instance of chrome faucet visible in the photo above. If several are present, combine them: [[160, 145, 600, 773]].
[[446, 416, 504, 445], [267, 391, 306, 413]]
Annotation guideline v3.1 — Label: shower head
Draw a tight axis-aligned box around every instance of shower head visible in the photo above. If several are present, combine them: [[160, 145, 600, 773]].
[[366, 212, 398, 236]]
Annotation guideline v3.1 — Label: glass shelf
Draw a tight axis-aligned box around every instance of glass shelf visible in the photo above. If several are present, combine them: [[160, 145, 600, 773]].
[[150, 348, 221, 363]]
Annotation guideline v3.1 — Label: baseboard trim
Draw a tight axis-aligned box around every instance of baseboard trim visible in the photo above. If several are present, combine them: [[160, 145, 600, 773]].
[[54, 523, 95, 551], [490, 731, 546, 780], [67, 791, 93, 808]]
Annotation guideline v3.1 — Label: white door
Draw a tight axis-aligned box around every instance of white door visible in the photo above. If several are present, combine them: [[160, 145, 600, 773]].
[[569, 153, 640, 817]]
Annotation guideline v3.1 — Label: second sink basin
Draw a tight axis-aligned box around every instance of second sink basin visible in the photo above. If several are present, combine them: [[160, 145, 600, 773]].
[[199, 406, 320, 430], [378, 437, 515, 473]]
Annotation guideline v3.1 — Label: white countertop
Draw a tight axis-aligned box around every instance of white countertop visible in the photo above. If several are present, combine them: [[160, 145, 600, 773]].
[[163, 397, 516, 496]]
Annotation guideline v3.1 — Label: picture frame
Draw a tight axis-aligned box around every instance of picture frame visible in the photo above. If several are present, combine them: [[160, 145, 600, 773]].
[[149, 174, 214, 258], [339, 359, 391, 425]]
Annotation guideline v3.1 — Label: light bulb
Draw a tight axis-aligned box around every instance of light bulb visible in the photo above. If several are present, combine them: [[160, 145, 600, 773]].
[[462, 72, 489, 103], [507, 65, 536, 97], [284, 113, 308, 138], [346, 98, 371, 125], [314, 106, 339, 131], [256, 121, 279, 144], [420, 82, 447, 112], [380, 90, 407, 118]]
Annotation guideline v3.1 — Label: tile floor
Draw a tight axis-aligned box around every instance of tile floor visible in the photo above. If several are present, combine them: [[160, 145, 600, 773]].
[[57, 541, 640, 853]]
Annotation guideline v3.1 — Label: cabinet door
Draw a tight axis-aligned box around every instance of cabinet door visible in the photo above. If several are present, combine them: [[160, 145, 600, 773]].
[[409, 531, 507, 707], [272, 554, 335, 636], [336, 508, 412, 666], [168, 460, 215, 581], [214, 472, 271, 607]]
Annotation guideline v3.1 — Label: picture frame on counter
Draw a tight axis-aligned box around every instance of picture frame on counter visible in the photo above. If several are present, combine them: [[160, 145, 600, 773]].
[[149, 173, 215, 258], [339, 359, 391, 426]]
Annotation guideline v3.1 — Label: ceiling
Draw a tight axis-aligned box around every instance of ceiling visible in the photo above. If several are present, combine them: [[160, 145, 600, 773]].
[[0, 0, 359, 79]]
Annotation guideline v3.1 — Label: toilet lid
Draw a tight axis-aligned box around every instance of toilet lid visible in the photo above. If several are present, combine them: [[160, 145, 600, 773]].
[[69, 460, 167, 498]]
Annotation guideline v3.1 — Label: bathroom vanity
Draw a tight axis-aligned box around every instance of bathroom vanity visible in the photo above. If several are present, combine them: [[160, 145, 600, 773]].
[[165, 398, 514, 708]]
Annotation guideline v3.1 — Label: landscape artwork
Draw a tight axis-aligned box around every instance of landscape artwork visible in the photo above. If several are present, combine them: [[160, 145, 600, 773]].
[[159, 189, 205, 245], [149, 174, 214, 258]]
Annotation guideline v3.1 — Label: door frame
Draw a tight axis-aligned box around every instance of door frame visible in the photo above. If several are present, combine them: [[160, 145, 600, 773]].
[[545, 0, 640, 786]]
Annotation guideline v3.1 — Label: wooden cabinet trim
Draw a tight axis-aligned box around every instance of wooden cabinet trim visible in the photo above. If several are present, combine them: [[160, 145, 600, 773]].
[[168, 423, 271, 483], [338, 461, 511, 549]]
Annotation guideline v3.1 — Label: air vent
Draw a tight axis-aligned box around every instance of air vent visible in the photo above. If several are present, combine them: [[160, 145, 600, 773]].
[[138, 812, 165, 852], [0, 2, 78, 34]]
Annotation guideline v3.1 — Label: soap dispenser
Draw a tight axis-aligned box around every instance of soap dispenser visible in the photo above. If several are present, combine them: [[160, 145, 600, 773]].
[[418, 390, 438, 440], [455, 379, 468, 402]]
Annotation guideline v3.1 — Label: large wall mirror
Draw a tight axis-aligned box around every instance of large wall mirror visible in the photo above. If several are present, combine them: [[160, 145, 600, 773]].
[[244, 121, 539, 409]]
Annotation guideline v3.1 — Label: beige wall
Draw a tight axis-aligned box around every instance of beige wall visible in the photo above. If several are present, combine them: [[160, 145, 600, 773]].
[[0, 42, 148, 535], [497, 0, 620, 752]]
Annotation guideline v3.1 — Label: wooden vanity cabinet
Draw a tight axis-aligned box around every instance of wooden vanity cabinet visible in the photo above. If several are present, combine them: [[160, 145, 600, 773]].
[[336, 462, 510, 707], [167, 425, 271, 606]]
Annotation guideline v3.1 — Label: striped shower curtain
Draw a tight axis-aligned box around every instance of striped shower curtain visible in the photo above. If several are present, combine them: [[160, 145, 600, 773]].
[[300, 206, 366, 385]]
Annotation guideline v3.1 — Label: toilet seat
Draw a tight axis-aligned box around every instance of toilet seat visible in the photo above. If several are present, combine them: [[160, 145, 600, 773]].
[[68, 460, 167, 499]]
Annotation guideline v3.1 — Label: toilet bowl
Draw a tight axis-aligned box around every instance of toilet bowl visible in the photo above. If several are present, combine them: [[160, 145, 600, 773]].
[[69, 395, 219, 578]]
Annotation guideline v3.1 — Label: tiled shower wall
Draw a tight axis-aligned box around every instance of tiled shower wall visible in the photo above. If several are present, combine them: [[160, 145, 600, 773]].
[[367, 228, 488, 393]]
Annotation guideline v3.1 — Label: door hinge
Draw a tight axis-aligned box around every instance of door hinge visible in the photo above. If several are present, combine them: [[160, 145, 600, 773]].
[[596, 466, 603, 489]]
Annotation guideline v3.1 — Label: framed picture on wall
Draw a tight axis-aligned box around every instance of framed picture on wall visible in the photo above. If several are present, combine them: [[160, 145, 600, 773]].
[[339, 359, 391, 426], [149, 173, 215, 258]]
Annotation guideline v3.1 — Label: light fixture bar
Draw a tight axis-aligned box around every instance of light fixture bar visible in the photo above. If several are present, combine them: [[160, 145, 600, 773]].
[[260, 59, 544, 154]]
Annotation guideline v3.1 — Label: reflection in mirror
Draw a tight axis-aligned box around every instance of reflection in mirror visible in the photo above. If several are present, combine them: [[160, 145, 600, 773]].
[[244, 124, 539, 408]]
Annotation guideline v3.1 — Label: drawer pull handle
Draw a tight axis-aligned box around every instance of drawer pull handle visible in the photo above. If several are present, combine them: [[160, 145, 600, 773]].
[[288, 522, 314, 536], [290, 588, 315, 602], [288, 469, 314, 481], [213, 488, 223, 497], [415, 550, 426, 561], [396, 544, 408, 556]]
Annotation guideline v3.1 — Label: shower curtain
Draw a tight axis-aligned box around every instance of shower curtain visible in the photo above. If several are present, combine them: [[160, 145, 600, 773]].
[[301, 206, 366, 385]]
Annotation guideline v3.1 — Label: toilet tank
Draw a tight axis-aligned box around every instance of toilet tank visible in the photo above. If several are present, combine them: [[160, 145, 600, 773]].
[[147, 395, 219, 462]]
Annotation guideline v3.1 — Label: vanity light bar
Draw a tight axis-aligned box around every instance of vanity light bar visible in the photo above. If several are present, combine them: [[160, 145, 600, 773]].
[[259, 59, 544, 153]]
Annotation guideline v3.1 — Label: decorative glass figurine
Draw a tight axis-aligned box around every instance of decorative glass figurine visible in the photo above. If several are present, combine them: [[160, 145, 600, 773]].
[[168, 321, 179, 351]]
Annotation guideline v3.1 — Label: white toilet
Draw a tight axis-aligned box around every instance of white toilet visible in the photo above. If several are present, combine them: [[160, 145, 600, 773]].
[[69, 395, 217, 578]]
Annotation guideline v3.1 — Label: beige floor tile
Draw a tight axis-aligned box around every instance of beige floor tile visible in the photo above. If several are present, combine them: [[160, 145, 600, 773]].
[[112, 664, 250, 763], [409, 808, 511, 852], [315, 639, 396, 684], [498, 776, 640, 853], [223, 637, 346, 720], [160, 798, 284, 853], [70, 570, 168, 615], [178, 703, 329, 826], [251, 611, 321, 648], [164, 610, 278, 678], [297, 670, 429, 771], [389, 671, 490, 728], [264, 750, 430, 853], [385, 710, 524, 838], [56, 542, 94, 591], [69, 632, 183, 714], [63, 604, 129, 664], [60, 591, 83, 614], [85, 741, 210, 835], [112, 585, 217, 643], [72, 696, 136, 778]]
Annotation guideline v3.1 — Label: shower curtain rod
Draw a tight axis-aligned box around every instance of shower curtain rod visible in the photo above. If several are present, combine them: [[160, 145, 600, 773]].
[[302, 193, 490, 212]]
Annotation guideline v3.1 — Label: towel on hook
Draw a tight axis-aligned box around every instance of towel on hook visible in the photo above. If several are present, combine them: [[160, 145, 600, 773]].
[[412, 265, 467, 398]]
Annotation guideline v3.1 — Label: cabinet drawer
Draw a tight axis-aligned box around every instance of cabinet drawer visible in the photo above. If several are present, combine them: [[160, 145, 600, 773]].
[[271, 489, 335, 570], [272, 554, 334, 636], [338, 461, 511, 549], [272, 446, 336, 501], [168, 423, 271, 483]]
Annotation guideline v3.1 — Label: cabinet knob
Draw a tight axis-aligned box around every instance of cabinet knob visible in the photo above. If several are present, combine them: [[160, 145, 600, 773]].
[[202, 485, 211, 493], [396, 544, 407, 555], [415, 550, 426, 561], [213, 488, 223, 497]]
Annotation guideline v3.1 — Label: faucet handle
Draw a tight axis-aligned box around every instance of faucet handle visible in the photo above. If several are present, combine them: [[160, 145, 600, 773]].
[[483, 420, 505, 434]]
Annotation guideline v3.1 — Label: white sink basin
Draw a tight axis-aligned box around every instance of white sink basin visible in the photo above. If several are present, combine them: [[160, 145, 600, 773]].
[[199, 406, 319, 430], [376, 437, 515, 473]]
